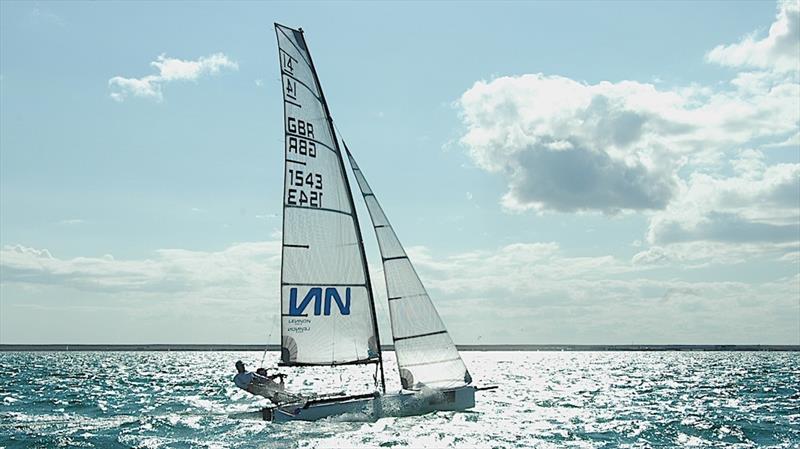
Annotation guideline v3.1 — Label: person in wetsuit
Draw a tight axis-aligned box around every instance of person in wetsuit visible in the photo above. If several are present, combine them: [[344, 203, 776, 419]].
[[233, 360, 255, 390], [233, 360, 286, 393]]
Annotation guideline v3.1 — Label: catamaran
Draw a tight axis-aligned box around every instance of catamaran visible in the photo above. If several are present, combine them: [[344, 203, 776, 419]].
[[236, 23, 493, 422]]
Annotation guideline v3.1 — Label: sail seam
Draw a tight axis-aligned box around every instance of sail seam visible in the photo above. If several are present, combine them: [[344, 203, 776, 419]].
[[285, 133, 337, 154], [281, 71, 323, 102], [405, 377, 467, 388], [393, 330, 447, 342], [286, 159, 307, 165], [282, 282, 368, 287], [387, 293, 427, 302], [399, 357, 463, 368], [278, 358, 380, 367], [284, 98, 303, 108], [284, 204, 352, 217], [276, 28, 313, 68]]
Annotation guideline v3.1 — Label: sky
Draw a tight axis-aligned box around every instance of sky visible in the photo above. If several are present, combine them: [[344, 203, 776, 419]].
[[1, 1, 798, 345]]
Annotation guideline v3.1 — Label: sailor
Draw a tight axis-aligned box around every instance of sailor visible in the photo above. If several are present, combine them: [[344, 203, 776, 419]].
[[234, 361, 286, 394], [234, 360, 255, 390]]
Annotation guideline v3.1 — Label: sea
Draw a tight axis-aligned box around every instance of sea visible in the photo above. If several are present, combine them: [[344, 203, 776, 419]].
[[0, 351, 798, 448]]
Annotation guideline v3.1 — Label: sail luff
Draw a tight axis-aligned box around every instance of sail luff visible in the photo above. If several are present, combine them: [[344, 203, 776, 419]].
[[345, 144, 472, 391], [275, 24, 288, 363], [275, 23, 381, 369]]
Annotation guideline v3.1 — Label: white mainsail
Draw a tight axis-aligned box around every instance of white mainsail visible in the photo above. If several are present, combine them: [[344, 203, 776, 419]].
[[345, 145, 472, 390], [275, 24, 381, 367]]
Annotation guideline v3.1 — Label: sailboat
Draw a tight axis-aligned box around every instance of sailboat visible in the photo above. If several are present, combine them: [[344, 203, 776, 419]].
[[242, 23, 491, 422]]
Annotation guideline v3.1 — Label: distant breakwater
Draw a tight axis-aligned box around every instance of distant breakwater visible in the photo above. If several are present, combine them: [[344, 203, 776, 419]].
[[1, 344, 797, 352]]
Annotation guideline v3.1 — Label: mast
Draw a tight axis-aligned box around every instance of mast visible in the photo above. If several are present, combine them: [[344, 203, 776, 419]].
[[295, 28, 386, 393]]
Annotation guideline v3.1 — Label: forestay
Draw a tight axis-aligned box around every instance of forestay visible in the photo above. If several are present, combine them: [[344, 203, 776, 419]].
[[275, 24, 380, 366], [345, 146, 472, 390]]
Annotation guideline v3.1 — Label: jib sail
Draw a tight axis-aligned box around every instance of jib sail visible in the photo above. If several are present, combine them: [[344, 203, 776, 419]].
[[345, 145, 472, 390]]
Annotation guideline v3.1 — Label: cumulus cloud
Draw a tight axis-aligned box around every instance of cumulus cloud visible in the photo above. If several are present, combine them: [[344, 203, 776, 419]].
[[647, 150, 799, 246], [633, 241, 798, 268], [631, 246, 669, 266], [458, 72, 798, 214], [456, 0, 799, 264], [706, 1, 800, 73], [459, 76, 682, 213], [108, 53, 238, 102]]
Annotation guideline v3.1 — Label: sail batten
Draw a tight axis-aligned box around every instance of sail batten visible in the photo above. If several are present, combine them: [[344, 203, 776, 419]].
[[275, 24, 381, 368], [345, 145, 471, 391]]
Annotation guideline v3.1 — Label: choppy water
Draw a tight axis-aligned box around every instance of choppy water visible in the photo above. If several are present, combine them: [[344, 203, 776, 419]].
[[1, 351, 798, 448]]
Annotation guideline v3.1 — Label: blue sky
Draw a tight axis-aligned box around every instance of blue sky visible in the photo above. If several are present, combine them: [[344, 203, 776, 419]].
[[1, 1, 798, 344]]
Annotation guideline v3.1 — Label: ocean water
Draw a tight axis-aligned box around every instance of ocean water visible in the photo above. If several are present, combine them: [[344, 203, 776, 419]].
[[0, 351, 798, 448]]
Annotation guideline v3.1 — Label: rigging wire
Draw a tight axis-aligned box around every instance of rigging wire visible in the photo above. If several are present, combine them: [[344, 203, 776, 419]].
[[260, 316, 278, 369]]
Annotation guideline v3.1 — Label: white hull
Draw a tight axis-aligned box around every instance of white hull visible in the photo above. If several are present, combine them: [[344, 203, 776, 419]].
[[262, 385, 476, 422]]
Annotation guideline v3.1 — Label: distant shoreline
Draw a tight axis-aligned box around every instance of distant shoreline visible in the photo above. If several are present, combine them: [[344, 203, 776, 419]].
[[1, 344, 797, 352]]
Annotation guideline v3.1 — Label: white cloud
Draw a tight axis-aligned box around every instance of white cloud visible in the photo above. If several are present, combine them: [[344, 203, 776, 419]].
[[0, 242, 281, 343], [631, 246, 669, 266], [2, 240, 797, 343], [457, 72, 798, 214], [29, 6, 65, 28], [108, 53, 238, 102], [0, 242, 279, 296], [765, 131, 800, 149], [458, 75, 680, 213], [647, 150, 799, 247], [633, 241, 798, 268], [58, 218, 86, 225], [405, 243, 799, 344], [706, 1, 800, 73], [456, 1, 799, 264]]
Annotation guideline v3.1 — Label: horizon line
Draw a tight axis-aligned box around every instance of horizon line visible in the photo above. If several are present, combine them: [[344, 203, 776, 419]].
[[1, 344, 798, 352]]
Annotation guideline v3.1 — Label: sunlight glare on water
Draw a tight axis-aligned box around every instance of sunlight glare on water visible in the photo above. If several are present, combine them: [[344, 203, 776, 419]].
[[1, 351, 798, 448]]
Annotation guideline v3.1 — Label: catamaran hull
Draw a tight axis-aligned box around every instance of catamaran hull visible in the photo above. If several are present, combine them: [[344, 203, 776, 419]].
[[263, 385, 476, 422]]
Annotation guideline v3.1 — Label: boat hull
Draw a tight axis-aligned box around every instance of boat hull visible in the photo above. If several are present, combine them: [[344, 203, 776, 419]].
[[263, 385, 476, 422]]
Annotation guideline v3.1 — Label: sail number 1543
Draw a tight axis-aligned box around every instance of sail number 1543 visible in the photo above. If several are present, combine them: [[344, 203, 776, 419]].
[[287, 168, 323, 208]]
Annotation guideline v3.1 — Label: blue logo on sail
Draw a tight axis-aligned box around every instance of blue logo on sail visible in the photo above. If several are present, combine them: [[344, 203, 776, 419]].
[[289, 287, 351, 316]]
